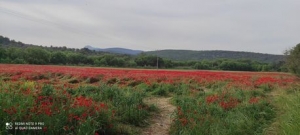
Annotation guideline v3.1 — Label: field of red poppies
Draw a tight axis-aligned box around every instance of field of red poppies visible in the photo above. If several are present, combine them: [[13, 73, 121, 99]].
[[0, 64, 299, 135]]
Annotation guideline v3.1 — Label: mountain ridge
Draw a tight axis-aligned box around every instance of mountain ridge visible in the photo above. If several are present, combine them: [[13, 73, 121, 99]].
[[145, 50, 284, 63], [84, 45, 143, 55]]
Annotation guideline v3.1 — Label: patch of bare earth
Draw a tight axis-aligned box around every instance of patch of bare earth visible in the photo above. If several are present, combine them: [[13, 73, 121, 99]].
[[142, 97, 176, 135]]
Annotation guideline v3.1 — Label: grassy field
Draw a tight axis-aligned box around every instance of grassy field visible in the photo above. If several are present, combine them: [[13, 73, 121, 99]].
[[0, 64, 299, 135]]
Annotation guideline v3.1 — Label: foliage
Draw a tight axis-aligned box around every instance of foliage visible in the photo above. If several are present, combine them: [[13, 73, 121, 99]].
[[145, 50, 284, 63], [24, 47, 51, 64], [0, 35, 287, 72], [134, 54, 164, 67], [50, 51, 67, 64], [285, 43, 300, 76]]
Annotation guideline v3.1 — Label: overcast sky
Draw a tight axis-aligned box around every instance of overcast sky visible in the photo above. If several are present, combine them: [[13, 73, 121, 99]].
[[0, 0, 299, 54]]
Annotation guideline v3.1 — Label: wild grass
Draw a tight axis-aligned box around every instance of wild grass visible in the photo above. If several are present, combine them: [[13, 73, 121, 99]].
[[265, 84, 300, 135], [170, 84, 276, 135], [0, 81, 155, 135]]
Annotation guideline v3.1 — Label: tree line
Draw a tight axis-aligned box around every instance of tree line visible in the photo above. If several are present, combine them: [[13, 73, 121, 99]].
[[145, 50, 284, 63], [0, 45, 287, 72], [0, 35, 291, 72]]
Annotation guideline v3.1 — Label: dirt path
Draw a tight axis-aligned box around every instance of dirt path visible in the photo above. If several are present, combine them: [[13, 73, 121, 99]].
[[142, 97, 176, 135]]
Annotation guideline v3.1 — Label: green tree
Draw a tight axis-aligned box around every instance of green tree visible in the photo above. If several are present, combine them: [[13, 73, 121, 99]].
[[125, 60, 137, 67], [261, 64, 271, 72], [94, 58, 107, 66], [12, 58, 27, 64], [114, 58, 126, 67], [0, 47, 6, 59], [25, 47, 50, 64], [50, 51, 67, 64], [194, 61, 210, 70], [219, 60, 237, 70], [0, 36, 10, 45], [6, 47, 25, 60], [135, 54, 164, 67], [163, 59, 174, 68], [67, 53, 88, 65], [285, 43, 300, 76]]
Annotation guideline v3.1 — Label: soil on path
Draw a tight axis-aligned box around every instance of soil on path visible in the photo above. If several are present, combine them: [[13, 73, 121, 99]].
[[142, 97, 176, 135]]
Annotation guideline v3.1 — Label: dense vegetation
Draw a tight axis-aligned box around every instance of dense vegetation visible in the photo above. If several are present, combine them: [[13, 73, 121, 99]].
[[285, 43, 300, 77], [0, 35, 287, 72], [146, 50, 284, 63]]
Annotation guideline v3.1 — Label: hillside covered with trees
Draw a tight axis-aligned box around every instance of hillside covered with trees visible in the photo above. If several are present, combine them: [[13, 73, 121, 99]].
[[0, 35, 287, 72], [145, 50, 284, 63]]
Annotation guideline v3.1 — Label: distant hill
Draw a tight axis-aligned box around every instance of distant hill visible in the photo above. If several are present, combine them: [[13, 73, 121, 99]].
[[1, 35, 285, 63], [84, 45, 143, 55], [0, 35, 110, 55], [145, 50, 285, 63]]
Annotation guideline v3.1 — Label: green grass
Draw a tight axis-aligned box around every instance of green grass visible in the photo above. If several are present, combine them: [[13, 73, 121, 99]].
[[170, 85, 276, 135], [266, 84, 300, 135], [0, 81, 155, 135]]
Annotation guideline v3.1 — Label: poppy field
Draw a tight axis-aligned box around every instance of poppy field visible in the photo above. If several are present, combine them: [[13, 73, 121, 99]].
[[0, 64, 299, 135]]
